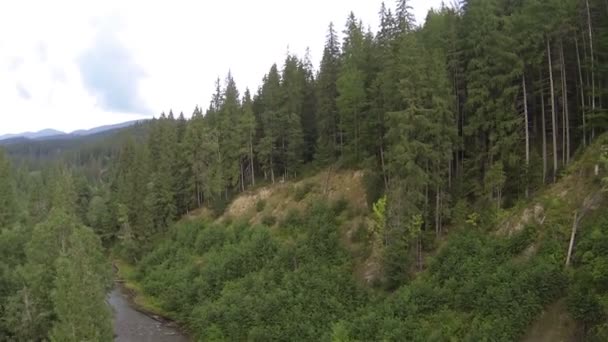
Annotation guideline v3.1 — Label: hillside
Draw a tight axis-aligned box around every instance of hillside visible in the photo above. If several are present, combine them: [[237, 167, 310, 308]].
[[110, 134, 606, 341], [1, 0, 607, 340]]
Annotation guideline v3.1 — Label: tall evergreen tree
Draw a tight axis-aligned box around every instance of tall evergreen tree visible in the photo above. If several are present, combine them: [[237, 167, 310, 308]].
[[337, 13, 368, 164], [316, 23, 341, 164], [258, 65, 282, 183], [460, 0, 521, 203]]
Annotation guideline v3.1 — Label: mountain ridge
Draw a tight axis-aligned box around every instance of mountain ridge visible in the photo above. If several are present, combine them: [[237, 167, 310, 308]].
[[0, 120, 142, 141]]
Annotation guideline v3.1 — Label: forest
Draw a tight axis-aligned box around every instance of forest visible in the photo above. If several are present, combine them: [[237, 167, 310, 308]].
[[1, 0, 608, 340]]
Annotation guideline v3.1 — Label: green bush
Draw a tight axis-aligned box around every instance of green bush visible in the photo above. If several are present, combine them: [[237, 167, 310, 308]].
[[261, 215, 277, 226], [363, 170, 385, 207], [331, 197, 349, 215], [256, 199, 266, 212], [294, 182, 314, 201], [281, 208, 302, 227], [210, 198, 229, 217]]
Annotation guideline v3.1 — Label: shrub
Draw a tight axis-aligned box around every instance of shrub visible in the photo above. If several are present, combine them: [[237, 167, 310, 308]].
[[332, 197, 349, 215], [210, 198, 229, 217], [282, 208, 302, 227], [294, 182, 314, 201], [363, 171, 385, 207], [256, 199, 266, 212], [261, 215, 277, 226]]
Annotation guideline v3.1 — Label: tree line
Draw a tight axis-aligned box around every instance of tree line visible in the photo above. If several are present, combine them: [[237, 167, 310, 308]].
[[101, 0, 607, 265], [1, 0, 608, 339]]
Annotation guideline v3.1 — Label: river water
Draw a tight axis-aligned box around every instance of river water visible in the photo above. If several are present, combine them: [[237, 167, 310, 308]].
[[108, 286, 189, 342]]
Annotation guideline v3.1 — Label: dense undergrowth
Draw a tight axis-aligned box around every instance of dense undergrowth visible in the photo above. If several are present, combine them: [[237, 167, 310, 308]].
[[130, 202, 588, 341]]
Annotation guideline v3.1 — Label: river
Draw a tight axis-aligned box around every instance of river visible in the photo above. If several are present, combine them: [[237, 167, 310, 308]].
[[108, 286, 189, 342]]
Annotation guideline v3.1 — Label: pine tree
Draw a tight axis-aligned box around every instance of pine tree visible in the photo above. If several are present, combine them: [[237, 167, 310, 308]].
[[258, 65, 282, 183], [147, 114, 178, 231], [395, 0, 416, 34], [279, 55, 306, 178], [50, 227, 112, 342], [460, 0, 521, 201], [316, 23, 341, 164], [337, 13, 368, 164], [240, 90, 257, 188], [300, 49, 318, 163], [218, 72, 242, 193]]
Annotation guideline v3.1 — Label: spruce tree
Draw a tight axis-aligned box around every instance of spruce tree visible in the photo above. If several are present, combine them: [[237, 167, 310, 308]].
[[257, 65, 282, 183], [337, 13, 368, 164], [50, 227, 112, 342], [316, 23, 341, 164]]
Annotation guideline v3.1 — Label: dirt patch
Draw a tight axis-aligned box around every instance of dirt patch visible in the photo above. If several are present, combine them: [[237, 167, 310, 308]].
[[497, 203, 545, 236], [226, 188, 273, 218], [222, 169, 369, 225]]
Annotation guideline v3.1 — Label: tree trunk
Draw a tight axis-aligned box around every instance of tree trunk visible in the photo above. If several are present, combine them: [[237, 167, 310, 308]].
[[249, 131, 255, 187], [282, 137, 287, 181], [565, 211, 579, 267], [586, 0, 596, 139], [240, 162, 245, 192], [355, 109, 359, 163], [196, 183, 201, 207], [270, 157, 275, 184], [435, 185, 440, 236], [575, 36, 587, 147], [417, 236, 422, 271], [541, 72, 547, 184], [548, 38, 558, 183], [380, 144, 389, 191], [560, 39, 570, 165], [523, 73, 530, 197]]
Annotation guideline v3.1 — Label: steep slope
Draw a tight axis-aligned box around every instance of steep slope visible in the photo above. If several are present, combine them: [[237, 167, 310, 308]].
[[189, 169, 379, 284], [122, 135, 607, 341]]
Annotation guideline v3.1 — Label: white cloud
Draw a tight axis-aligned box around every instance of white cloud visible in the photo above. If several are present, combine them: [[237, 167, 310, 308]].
[[0, 0, 444, 135]]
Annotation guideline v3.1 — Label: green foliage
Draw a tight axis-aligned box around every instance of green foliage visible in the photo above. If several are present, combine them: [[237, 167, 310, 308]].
[[50, 228, 113, 341], [261, 215, 277, 227], [255, 199, 266, 212], [281, 208, 303, 228], [135, 204, 362, 341], [294, 182, 314, 201], [371, 196, 387, 249], [351, 221, 368, 243], [566, 210, 608, 334], [348, 229, 566, 341], [1, 0, 608, 340], [363, 171, 385, 207], [1, 205, 111, 341], [331, 197, 349, 215], [210, 197, 229, 217]]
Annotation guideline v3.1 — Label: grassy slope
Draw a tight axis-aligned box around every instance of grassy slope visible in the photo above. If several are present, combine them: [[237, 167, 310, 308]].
[[189, 168, 379, 285]]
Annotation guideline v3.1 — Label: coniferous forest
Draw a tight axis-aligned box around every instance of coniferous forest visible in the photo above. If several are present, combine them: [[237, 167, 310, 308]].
[[2, 0, 608, 340]]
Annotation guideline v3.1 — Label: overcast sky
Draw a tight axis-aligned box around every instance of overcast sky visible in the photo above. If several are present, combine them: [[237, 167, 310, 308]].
[[0, 0, 444, 135]]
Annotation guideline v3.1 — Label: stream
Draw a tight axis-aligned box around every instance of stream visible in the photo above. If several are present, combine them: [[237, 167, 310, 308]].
[[108, 286, 189, 342]]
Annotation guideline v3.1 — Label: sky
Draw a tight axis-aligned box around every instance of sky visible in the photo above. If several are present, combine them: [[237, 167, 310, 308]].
[[0, 0, 444, 135]]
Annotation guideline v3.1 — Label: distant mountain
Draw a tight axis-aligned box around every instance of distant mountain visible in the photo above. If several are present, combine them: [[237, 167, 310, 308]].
[[70, 120, 141, 136], [0, 120, 141, 142], [0, 129, 65, 141]]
